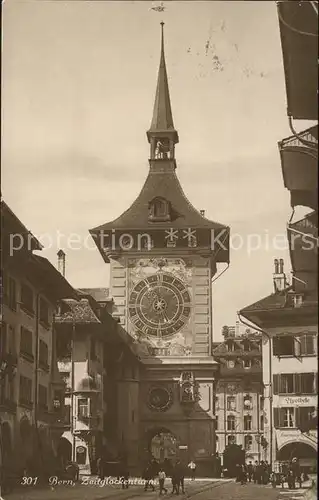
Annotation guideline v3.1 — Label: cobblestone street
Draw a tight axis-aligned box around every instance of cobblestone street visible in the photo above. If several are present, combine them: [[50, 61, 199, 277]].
[[4, 478, 316, 500]]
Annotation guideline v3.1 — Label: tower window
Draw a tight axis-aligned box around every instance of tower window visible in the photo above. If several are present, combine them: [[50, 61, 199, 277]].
[[148, 197, 171, 222]]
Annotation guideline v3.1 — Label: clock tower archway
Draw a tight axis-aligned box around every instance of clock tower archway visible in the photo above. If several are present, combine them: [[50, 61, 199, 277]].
[[90, 23, 230, 476]]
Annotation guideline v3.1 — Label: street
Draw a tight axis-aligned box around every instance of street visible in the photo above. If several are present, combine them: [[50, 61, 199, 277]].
[[4, 477, 316, 500]]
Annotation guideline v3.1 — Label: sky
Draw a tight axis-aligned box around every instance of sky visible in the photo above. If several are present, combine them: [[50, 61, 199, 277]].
[[2, 0, 313, 340]]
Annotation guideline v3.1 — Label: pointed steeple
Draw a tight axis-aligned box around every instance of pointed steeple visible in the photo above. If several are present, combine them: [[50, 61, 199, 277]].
[[147, 22, 179, 159]]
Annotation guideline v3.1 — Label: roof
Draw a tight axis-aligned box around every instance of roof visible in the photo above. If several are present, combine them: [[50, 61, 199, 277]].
[[1, 200, 43, 252], [56, 298, 101, 324], [78, 288, 111, 302], [277, 1, 318, 120], [90, 163, 228, 231], [240, 286, 318, 315], [147, 22, 178, 141], [31, 255, 77, 300]]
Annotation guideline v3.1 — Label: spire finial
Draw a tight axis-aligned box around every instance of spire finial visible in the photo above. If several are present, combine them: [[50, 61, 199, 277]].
[[147, 21, 179, 149]]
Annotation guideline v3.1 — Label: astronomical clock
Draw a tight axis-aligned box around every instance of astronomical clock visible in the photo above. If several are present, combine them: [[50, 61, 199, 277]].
[[128, 272, 191, 338], [126, 258, 194, 357]]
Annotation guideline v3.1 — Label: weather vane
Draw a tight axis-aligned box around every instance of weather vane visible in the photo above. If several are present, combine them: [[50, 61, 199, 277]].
[[150, 2, 165, 13]]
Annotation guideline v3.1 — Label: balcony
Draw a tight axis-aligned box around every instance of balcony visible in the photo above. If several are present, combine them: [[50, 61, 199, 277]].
[[0, 396, 17, 414]]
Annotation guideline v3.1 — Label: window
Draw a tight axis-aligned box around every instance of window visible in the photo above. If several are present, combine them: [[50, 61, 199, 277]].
[[283, 408, 295, 428], [226, 341, 235, 352], [244, 415, 252, 431], [280, 374, 294, 394], [20, 327, 33, 360], [242, 341, 251, 352], [243, 395, 252, 409], [39, 385, 48, 410], [273, 373, 316, 395], [244, 435, 253, 451], [260, 415, 264, 431], [8, 277, 17, 310], [274, 407, 295, 428], [215, 416, 218, 430], [21, 284, 34, 314], [39, 340, 49, 370], [19, 376, 32, 405], [227, 396, 236, 411], [298, 406, 317, 431], [299, 335, 315, 355], [228, 434, 236, 445], [273, 335, 305, 357], [149, 197, 170, 222], [227, 415, 236, 431], [39, 298, 49, 326], [300, 373, 316, 394], [260, 396, 264, 411], [78, 398, 90, 419], [243, 359, 251, 369], [214, 396, 219, 410]]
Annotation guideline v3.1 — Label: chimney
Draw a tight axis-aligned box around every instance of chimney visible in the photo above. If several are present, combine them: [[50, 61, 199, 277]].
[[273, 258, 287, 293], [57, 249, 66, 277], [200, 210, 205, 217]]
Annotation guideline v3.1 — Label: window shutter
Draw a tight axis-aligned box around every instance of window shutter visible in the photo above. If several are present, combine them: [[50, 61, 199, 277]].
[[294, 337, 301, 357], [294, 373, 301, 394], [295, 407, 301, 428], [273, 374, 279, 395], [273, 337, 280, 356], [274, 407, 280, 428], [306, 335, 314, 355]]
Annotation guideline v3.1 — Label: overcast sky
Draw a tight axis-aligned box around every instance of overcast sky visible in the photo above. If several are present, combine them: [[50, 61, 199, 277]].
[[2, 0, 312, 340]]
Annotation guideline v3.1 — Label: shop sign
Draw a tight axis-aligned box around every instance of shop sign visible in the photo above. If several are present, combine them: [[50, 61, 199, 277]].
[[278, 395, 317, 407]]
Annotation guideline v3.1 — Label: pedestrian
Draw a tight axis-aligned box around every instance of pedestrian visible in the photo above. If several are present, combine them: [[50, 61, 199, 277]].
[[158, 468, 168, 495], [176, 460, 185, 494], [253, 461, 259, 484], [171, 463, 180, 495], [144, 464, 155, 492], [247, 461, 253, 482], [240, 465, 247, 485], [97, 457, 103, 480], [270, 471, 277, 488], [188, 460, 196, 480]]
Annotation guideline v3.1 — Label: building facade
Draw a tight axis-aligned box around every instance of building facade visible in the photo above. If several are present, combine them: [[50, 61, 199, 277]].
[[55, 283, 141, 475], [212, 327, 266, 465], [89, 24, 230, 476], [0, 201, 74, 478], [239, 1, 318, 471]]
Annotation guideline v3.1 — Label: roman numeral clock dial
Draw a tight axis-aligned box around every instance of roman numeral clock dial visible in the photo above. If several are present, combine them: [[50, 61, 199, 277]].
[[128, 273, 191, 337]]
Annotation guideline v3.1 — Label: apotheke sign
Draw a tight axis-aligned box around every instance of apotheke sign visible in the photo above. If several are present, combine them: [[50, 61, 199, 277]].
[[279, 395, 317, 407]]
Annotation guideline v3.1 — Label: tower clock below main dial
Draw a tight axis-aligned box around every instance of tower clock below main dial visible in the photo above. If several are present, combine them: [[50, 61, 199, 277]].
[[128, 273, 191, 337]]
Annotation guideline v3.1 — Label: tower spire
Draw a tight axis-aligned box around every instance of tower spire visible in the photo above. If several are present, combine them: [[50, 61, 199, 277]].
[[147, 22, 179, 161]]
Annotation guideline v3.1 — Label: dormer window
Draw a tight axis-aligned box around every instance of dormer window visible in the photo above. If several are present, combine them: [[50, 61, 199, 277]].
[[148, 197, 171, 222]]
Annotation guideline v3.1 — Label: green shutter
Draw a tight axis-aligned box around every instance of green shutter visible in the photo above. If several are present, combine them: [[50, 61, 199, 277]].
[[273, 374, 279, 395], [274, 407, 280, 428]]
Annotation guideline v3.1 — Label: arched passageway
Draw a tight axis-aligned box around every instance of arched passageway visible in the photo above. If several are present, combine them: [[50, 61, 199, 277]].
[[57, 437, 72, 467], [278, 441, 317, 471]]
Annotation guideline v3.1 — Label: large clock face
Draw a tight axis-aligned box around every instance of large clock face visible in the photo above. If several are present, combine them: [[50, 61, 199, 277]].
[[129, 273, 191, 337]]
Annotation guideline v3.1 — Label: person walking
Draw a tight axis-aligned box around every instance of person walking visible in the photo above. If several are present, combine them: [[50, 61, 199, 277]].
[[188, 460, 196, 480], [143, 464, 155, 492], [171, 463, 180, 495], [176, 460, 185, 494], [158, 468, 168, 495], [253, 461, 259, 484]]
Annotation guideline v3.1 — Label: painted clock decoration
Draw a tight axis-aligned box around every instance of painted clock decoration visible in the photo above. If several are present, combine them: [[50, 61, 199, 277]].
[[128, 272, 191, 337], [148, 386, 173, 412]]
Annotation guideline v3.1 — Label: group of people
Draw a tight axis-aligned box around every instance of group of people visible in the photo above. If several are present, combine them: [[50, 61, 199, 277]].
[[143, 458, 197, 495], [235, 458, 306, 490]]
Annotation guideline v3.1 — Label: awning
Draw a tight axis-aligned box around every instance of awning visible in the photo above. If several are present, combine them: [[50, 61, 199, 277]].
[[277, 1, 318, 120]]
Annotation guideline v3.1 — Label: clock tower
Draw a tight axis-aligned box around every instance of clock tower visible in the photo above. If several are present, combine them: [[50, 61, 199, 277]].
[[90, 23, 230, 475]]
